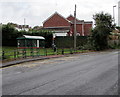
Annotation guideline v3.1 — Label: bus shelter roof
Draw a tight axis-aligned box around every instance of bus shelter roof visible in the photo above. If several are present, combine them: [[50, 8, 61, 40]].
[[17, 35, 45, 40]]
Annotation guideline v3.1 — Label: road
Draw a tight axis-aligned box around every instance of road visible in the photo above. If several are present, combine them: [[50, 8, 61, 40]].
[[2, 50, 119, 95]]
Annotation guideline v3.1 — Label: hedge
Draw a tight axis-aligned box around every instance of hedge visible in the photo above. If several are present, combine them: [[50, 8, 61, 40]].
[[54, 36, 88, 48]]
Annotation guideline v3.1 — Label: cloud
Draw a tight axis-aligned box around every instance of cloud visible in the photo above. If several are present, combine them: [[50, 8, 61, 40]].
[[0, 2, 30, 24], [0, 0, 119, 27]]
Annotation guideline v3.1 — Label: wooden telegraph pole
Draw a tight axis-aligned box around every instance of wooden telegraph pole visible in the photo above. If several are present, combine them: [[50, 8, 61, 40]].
[[74, 4, 77, 50]]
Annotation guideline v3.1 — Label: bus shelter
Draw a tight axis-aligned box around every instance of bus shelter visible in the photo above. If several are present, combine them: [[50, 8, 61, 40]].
[[17, 35, 45, 49]]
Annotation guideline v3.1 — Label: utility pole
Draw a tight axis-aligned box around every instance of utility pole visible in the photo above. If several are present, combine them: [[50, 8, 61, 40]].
[[74, 4, 77, 50]]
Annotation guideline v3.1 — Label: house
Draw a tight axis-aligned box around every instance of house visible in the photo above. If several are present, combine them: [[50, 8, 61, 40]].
[[43, 12, 93, 36], [110, 28, 120, 40], [15, 25, 30, 32], [7, 23, 31, 32]]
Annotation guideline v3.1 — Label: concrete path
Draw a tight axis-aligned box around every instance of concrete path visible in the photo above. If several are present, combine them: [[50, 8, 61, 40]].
[[2, 55, 64, 68]]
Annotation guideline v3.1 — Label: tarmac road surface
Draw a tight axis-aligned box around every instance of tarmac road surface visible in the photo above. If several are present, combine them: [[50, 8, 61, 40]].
[[2, 50, 119, 95]]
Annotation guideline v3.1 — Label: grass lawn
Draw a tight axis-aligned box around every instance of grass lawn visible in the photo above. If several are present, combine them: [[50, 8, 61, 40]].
[[2, 47, 64, 60], [2, 46, 17, 52], [2, 46, 17, 59]]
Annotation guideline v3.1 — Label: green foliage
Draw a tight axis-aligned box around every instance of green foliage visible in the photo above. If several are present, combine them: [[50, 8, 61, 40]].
[[2, 24, 17, 39], [108, 39, 120, 49], [32, 29, 54, 35], [2, 23, 19, 46], [116, 26, 120, 30], [91, 12, 114, 50], [93, 12, 114, 29], [55, 36, 88, 48], [2, 23, 54, 47]]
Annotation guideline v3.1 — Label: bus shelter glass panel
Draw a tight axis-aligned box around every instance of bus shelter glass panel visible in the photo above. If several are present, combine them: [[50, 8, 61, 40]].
[[39, 40, 45, 47], [26, 40, 32, 47], [18, 40, 25, 47]]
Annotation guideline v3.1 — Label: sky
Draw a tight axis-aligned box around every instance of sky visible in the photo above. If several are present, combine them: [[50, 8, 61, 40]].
[[0, 0, 119, 27]]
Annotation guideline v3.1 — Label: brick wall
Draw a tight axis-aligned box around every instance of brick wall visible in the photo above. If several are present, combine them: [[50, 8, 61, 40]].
[[70, 24, 82, 35], [84, 24, 92, 36], [43, 13, 70, 27]]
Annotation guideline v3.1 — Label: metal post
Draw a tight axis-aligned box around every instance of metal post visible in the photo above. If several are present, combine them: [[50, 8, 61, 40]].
[[14, 50, 16, 59], [17, 49, 19, 58], [62, 48, 64, 55], [2, 51, 5, 60], [113, 5, 116, 25], [22, 49, 24, 58], [24, 18, 26, 31], [31, 48, 33, 57], [118, 2, 120, 26], [45, 48, 47, 56], [24, 48, 26, 58], [37, 48, 39, 56], [57, 48, 58, 55], [74, 4, 77, 50], [70, 48, 73, 54]]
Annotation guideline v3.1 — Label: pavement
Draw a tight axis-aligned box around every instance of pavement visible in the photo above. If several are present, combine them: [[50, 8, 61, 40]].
[[2, 50, 119, 95], [1, 55, 65, 68]]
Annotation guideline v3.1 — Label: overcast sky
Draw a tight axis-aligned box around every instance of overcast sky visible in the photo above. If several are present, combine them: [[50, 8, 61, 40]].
[[0, 0, 119, 27]]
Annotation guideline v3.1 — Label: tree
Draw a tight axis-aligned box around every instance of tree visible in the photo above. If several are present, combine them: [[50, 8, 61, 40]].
[[32, 26, 43, 31], [2, 23, 18, 46], [91, 12, 114, 50]]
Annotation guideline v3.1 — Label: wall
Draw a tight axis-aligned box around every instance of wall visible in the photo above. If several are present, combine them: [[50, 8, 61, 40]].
[[84, 24, 92, 36], [43, 13, 70, 27], [70, 23, 92, 36]]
